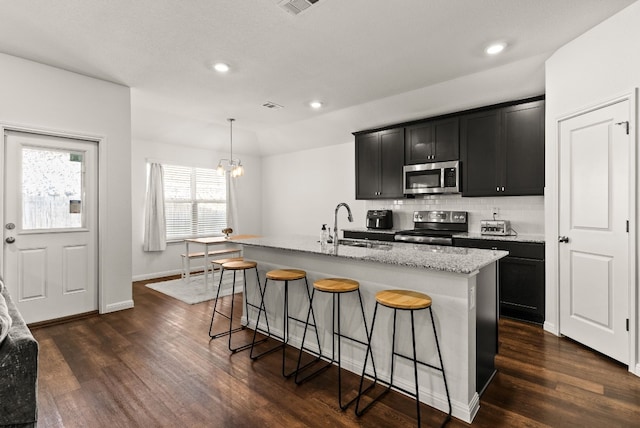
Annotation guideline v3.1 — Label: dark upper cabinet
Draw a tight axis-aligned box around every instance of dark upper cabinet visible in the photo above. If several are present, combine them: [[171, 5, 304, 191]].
[[405, 117, 459, 164], [461, 99, 545, 196], [460, 109, 501, 196], [355, 128, 404, 200], [502, 101, 545, 195]]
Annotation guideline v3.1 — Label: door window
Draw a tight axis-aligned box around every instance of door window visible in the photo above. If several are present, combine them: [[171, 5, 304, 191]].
[[21, 147, 85, 230]]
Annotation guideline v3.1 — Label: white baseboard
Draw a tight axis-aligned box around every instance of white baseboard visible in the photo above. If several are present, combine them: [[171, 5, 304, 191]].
[[132, 269, 183, 282], [543, 321, 559, 336], [103, 300, 134, 313]]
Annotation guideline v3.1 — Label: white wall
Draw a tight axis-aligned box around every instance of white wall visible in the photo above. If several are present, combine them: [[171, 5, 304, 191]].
[[131, 139, 262, 280], [261, 57, 548, 239], [261, 142, 365, 237], [545, 0, 640, 372], [0, 53, 132, 313]]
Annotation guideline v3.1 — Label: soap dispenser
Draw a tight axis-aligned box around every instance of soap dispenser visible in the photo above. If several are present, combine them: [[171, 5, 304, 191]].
[[320, 224, 329, 246]]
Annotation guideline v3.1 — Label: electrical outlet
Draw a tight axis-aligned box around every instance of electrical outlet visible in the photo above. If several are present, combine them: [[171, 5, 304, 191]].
[[470, 286, 476, 310]]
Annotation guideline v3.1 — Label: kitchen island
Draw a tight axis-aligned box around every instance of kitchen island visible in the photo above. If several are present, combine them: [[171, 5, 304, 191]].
[[231, 235, 507, 423]]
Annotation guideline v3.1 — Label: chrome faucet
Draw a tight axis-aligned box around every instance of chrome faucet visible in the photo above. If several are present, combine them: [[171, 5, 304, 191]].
[[334, 202, 353, 252]]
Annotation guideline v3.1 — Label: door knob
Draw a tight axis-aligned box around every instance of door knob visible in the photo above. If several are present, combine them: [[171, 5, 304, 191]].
[[558, 236, 569, 243], [5, 236, 15, 244]]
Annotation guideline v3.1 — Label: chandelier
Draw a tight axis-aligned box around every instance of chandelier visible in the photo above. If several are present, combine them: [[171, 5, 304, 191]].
[[216, 118, 244, 177]]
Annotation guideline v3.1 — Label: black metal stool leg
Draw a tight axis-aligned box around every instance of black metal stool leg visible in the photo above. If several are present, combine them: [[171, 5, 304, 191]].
[[356, 302, 390, 416], [227, 269, 261, 353], [251, 267, 271, 335], [209, 268, 245, 341], [294, 288, 326, 384], [303, 277, 323, 366], [250, 278, 285, 360], [356, 306, 402, 416], [357, 289, 378, 380], [410, 309, 421, 428], [282, 281, 290, 377], [208, 267, 226, 338]]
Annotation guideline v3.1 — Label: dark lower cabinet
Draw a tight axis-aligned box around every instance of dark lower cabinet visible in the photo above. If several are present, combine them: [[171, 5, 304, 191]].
[[343, 230, 396, 241], [499, 256, 545, 324], [454, 238, 545, 324]]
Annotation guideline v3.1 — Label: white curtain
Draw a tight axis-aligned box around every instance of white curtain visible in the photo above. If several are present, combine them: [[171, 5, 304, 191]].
[[226, 172, 240, 233], [143, 163, 167, 251]]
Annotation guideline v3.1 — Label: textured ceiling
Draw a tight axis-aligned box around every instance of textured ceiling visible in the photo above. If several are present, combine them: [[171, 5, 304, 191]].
[[0, 0, 635, 156]]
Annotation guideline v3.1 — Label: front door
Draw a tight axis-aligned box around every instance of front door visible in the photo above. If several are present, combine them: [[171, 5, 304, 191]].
[[3, 131, 98, 324], [558, 99, 630, 364]]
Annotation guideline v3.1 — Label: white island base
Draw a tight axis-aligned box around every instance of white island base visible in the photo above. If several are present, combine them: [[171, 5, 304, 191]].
[[238, 240, 500, 424]]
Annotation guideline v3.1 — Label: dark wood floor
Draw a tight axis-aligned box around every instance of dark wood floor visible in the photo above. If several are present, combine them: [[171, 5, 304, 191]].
[[32, 278, 640, 427]]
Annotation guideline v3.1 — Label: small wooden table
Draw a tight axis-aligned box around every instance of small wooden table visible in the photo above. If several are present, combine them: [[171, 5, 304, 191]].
[[183, 235, 259, 286]]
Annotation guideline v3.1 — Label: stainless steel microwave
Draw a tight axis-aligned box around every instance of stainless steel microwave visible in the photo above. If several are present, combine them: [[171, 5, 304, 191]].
[[403, 160, 460, 195]]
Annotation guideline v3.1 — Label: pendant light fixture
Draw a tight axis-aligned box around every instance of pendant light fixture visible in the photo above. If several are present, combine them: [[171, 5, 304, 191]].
[[216, 118, 244, 177]]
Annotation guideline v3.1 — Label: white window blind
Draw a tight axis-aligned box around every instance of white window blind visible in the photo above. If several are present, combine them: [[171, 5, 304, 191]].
[[162, 164, 227, 240]]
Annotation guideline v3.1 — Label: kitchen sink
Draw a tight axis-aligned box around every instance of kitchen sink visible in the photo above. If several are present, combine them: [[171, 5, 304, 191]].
[[337, 239, 392, 250]]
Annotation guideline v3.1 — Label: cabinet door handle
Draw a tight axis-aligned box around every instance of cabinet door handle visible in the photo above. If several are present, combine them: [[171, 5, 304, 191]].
[[558, 236, 570, 243], [496, 186, 500, 192], [501, 186, 505, 192]]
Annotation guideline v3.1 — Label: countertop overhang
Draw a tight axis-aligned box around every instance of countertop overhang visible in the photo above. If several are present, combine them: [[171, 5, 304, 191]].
[[231, 235, 507, 275]]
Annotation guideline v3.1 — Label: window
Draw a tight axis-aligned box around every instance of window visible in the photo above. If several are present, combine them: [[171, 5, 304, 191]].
[[162, 164, 227, 240], [22, 147, 84, 230]]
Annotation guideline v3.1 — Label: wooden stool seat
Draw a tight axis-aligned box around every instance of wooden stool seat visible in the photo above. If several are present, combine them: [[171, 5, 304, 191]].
[[375, 290, 432, 310], [266, 269, 307, 281], [212, 256, 244, 265], [222, 260, 257, 270], [314, 278, 360, 293]]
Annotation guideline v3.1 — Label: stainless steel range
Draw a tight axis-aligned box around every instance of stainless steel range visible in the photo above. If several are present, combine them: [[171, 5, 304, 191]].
[[394, 210, 467, 246]]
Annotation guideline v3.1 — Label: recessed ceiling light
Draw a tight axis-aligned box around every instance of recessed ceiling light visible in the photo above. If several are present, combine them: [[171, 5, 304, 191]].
[[485, 42, 506, 55], [213, 62, 230, 73], [309, 100, 323, 109]]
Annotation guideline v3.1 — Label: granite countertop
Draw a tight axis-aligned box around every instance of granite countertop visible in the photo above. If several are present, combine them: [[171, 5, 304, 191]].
[[232, 235, 508, 275]]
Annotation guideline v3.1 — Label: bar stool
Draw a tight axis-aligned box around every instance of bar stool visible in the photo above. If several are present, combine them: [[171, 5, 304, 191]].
[[294, 278, 377, 410], [249, 269, 321, 378], [210, 256, 244, 282], [208, 260, 269, 353], [355, 289, 452, 428]]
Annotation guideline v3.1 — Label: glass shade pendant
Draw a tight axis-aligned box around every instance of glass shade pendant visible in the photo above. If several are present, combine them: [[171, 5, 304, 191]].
[[216, 118, 244, 178]]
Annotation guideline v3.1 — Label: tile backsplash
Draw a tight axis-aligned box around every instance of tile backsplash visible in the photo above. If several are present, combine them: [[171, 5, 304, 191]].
[[366, 194, 544, 235]]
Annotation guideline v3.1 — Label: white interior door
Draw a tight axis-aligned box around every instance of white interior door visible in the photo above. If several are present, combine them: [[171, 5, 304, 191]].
[[3, 131, 98, 324], [558, 99, 630, 364]]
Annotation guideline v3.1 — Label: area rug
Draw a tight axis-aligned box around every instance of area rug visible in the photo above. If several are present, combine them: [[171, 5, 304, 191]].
[[145, 271, 243, 304]]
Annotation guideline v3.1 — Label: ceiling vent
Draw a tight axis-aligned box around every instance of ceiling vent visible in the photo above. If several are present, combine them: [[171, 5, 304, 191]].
[[262, 101, 284, 109], [278, 0, 320, 15]]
